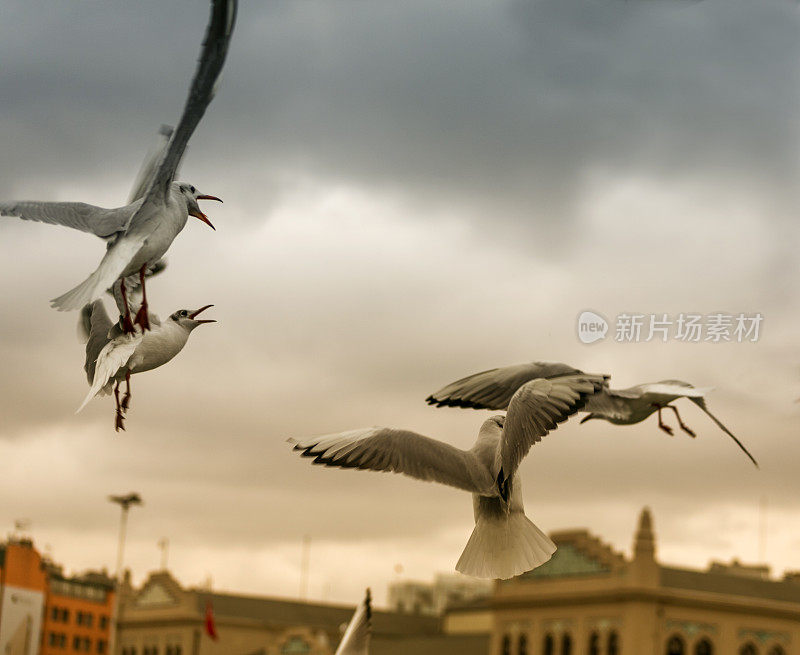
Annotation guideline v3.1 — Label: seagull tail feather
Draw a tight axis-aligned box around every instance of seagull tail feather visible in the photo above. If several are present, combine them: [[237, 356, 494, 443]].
[[456, 508, 555, 580]]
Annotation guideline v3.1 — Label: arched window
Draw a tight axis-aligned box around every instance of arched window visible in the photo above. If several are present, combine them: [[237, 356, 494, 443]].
[[588, 632, 600, 655], [518, 634, 528, 655], [608, 631, 619, 655], [562, 633, 573, 655], [695, 638, 713, 655], [501, 634, 511, 655], [768, 647, 785, 655], [544, 634, 555, 655], [667, 635, 685, 655], [739, 644, 758, 655]]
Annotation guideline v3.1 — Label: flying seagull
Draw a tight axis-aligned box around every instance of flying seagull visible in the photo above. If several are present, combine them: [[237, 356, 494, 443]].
[[427, 361, 757, 467], [78, 300, 215, 431], [289, 374, 605, 579], [335, 589, 371, 655], [0, 0, 237, 331]]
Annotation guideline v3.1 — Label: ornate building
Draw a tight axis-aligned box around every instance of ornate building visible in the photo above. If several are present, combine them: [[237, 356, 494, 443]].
[[447, 508, 800, 655]]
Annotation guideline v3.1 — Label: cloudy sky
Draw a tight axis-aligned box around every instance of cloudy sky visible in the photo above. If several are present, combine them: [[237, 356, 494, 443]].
[[0, 0, 798, 607]]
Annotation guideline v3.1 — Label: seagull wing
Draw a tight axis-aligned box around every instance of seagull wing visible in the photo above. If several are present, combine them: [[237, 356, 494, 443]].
[[142, 0, 237, 205], [127, 125, 175, 204], [499, 375, 606, 483], [687, 397, 759, 468], [76, 331, 142, 413], [289, 427, 494, 494], [335, 589, 371, 655], [80, 300, 114, 385], [426, 361, 597, 410], [0, 201, 137, 239]]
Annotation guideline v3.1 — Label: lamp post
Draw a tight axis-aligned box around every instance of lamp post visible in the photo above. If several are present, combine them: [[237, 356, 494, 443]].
[[107, 493, 142, 655]]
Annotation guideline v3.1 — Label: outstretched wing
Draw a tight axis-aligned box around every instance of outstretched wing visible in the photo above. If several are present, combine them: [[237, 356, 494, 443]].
[[79, 300, 114, 385], [289, 428, 494, 494], [142, 0, 237, 206], [127, 125, 175, 204], [335, 589, 371, 655], [76, 331, 142, 413], [426, 361, 603, 410], [688, 397, 759, 468], [499, 375, 606, 484], [0, 201, 137, 239]]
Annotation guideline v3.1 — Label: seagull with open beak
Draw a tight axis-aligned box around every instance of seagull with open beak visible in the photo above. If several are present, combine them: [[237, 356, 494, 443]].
[[78, 301, 216, 431]]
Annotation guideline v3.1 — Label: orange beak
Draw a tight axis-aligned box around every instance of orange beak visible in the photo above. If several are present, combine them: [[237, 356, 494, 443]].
[[190, 195, 222, 230], [189, 304, 216, 324]]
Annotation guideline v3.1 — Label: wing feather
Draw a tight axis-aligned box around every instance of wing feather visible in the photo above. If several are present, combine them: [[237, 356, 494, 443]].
[[335, 589, 371, 655], [76, 331, 142, 413], [499, 375, 606, 481], [0, 201, 136, 238], [426, 361, 606, 410], [289, 428, 493, 493]]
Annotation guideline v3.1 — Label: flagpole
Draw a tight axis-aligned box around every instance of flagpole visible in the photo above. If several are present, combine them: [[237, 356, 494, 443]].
[[107, 493, 142, 655]]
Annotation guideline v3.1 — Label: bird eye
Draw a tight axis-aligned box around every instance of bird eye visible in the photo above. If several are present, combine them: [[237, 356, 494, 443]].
[[180, 310, 188, 317]]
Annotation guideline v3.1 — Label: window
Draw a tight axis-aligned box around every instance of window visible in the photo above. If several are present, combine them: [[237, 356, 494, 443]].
[[76, 611, 84, 626], [695, 638, 713, 655], [588, 631, 600, 655], [61, 608, 70, 622], [501, 635, 511, 655], [85, 613, 94, 628], [59, 634, 67, 648], [768, 647, 785, 655], [543, 634, 555, 655], [97, 640, 106, 654], [99, 616, 109, 630], [667, 635, 686, 655], [608, 631, 619, 655], [739, 644, 758, 655], [74, 636, 81, 650], [50, 606, 60, 621], [518, 634, 527, 655], [562, 633, 573, 655], [48, 632, 57, 647]]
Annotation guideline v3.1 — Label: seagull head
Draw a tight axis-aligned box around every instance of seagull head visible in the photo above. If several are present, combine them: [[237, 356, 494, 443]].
[[178, 183, 222, 230], [169, 305, 216, 331]]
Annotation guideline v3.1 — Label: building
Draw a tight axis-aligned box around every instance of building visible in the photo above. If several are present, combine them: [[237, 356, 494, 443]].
[[388, 573, 492, 616], [446, 508, 800, 655], [117, 570, 488, 655], [0, 537, 114, 655]]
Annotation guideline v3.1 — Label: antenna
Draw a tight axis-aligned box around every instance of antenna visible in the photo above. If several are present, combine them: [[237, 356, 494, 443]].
[[300, 535, 311, 600], [758, 496, 768, 563], [157, 538, 169, 570]]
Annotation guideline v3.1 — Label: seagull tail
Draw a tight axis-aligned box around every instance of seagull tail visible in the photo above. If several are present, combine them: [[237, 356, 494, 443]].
[[455, 507, 556, 580], [51, 236, 142, 311]]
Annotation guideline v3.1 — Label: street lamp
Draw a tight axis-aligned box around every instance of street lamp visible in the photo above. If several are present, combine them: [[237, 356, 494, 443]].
[[107, 493, 142, 655]]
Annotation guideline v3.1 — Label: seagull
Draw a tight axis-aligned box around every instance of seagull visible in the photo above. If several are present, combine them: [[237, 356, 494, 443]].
[[579, 380, 758, 467], [427, 361, 758, 467], [289, 374, 605, 579], [77, 300, 215, 431], [0, 0, 237, 331], [335, 589, 371, 655]]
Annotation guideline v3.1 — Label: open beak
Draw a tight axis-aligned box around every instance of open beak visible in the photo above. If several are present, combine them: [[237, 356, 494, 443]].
[[189, 209, 216, 231], [189, 304, 216, 324]]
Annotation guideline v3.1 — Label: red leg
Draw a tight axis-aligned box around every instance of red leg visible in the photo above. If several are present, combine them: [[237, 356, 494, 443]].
[[654, 405, 673, 436], [134, 265, 151, 331], [121, 371, 132, 411], [119, 279, 135, 334], [666, 405, 695, 437], [114, 381, 126, 432]]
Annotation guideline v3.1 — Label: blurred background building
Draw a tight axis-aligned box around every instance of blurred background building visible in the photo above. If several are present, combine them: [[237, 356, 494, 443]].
[[0, 536, 114, 655]]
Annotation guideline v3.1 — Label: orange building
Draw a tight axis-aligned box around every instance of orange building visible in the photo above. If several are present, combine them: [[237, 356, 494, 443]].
[[0, 537, 114, 655]]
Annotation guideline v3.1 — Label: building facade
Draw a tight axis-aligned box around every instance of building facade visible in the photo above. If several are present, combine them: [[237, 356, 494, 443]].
[[464, 508, 800, 655], [0, 537, 114, 655], [388, 573, 492, 616], [117, 570, 487, 655]]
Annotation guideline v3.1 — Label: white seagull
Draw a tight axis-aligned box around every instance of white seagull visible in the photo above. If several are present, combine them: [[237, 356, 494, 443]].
[[0, 0, 237, 331], [427, 361, 757, 467], [289, 374, 605, 580], [335, 589, 371, 655], [78, 300, 215, 431]]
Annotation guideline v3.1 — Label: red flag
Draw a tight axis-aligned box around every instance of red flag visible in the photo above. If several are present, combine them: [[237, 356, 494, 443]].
[[205, 601, 219, 640]]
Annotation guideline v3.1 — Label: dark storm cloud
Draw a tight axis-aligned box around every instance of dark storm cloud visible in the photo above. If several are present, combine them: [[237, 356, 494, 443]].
[[1, 0, 796, 222]]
